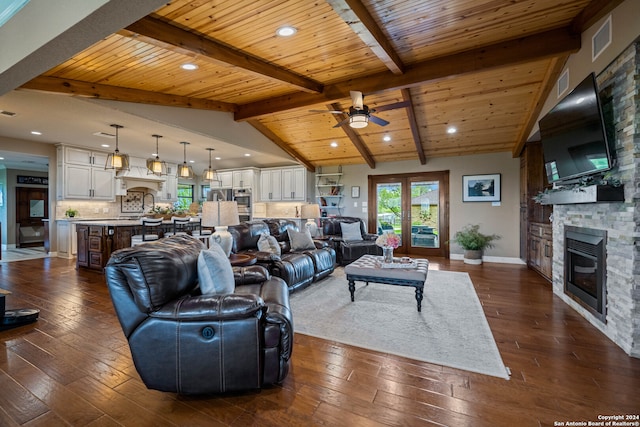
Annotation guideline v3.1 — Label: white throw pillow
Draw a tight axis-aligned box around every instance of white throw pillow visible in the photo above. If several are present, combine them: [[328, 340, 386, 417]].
[[257, 233, 281, 256], [287, 228, 316, 251], [340, 221, 363, 241], [198, 241, 235, 295]]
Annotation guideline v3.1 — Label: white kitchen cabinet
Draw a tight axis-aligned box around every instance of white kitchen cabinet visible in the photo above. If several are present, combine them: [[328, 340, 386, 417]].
[[158, 163, 178, 201], [259, 166, 311, 201], [259, 169, 282, 201], [282, 167, 306, 201], [211, 171, 233, 189], [232, 168, 257, 189], [57, 145, 115, 200], [56, 220, 77, 259]]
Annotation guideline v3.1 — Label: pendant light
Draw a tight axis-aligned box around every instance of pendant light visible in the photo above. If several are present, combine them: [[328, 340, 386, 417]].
[[177, 141, 194, 179], [105, 124, 130, 171], [146, 134, 167, 176], [202, 147, 218, 181]]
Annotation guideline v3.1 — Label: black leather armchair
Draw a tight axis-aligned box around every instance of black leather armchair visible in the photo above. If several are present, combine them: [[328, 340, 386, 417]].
[[104, 235, 293, 394], [321, 216, 382, 265]]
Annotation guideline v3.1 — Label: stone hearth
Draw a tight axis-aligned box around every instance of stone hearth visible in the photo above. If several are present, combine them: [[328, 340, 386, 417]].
[[551, 40, 640, 358]]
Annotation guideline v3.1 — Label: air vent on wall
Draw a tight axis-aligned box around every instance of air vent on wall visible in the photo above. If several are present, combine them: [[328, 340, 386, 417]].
[[92, 131, 115, 138], [0, 110, 17, 117], [557, 69, 569, 98], [592, 15, 612, 62]]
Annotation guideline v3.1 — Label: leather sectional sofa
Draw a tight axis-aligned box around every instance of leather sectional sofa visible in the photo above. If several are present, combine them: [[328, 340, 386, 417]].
[[104, 235, 293, 394], [228, 219, 336, 292]]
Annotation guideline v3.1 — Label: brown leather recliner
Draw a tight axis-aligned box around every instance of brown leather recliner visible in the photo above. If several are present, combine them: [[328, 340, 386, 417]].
[[104, 235, 293, 394], [321, 216, 382, 265]]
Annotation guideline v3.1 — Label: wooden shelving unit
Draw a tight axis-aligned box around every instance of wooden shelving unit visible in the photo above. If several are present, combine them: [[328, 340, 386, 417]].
[[316, 166, 343, 217]]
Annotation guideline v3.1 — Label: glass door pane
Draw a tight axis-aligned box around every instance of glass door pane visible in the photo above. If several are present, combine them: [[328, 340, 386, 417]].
[[409, 181, 439, 249], [376, 182, 403, 248]]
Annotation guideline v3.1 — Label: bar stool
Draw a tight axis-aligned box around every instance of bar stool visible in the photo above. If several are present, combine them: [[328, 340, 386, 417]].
[[164, 216, 192, 237], [131, 217, 163, 246]]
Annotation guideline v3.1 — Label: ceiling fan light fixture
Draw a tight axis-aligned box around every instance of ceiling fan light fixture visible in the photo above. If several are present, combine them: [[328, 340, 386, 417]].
[[147, 134, 167, 176], [349, 113, 369, 128], [105, 124, 130, 171], [177, 141, 194, 179]]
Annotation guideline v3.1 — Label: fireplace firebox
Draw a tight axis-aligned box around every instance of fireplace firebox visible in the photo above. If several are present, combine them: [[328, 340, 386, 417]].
[[564, 226, 607, 322]]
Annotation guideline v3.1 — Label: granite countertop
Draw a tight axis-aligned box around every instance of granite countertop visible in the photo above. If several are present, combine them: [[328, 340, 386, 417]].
[[72, 219, 142, 226]]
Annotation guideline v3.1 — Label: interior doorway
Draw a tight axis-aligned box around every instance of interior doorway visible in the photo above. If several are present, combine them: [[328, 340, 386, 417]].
[[15, 187, 48, 248], [368, 171, 449, 258]]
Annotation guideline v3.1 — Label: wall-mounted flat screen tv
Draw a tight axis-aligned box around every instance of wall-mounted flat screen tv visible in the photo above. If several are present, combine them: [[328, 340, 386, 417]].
[[539, 72, 613, 184]]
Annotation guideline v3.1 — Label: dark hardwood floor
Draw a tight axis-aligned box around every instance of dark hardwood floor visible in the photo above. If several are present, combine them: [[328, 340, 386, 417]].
[[1, 257, 638, 426]]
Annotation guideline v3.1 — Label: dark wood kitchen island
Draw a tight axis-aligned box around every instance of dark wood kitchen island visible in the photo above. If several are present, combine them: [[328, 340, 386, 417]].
[[75, 220, 140, 272]]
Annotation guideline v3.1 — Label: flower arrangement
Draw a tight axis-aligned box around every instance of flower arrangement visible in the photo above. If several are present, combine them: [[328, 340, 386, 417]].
[[376, 232, 400, 249]]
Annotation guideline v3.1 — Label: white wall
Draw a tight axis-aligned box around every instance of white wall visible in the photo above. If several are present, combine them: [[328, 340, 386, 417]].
[[337, 151, 521, 259]]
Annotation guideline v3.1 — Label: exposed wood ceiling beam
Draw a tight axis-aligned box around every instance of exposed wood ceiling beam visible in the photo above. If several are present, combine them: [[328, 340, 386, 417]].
[[247, 120, 316, 172], [123, 16, 324, 94], [235, 27, 580, 121], [571, 0, 625, 33], [19, 76, 236, 111], [401, 89, 426, 165], [329, 102, 376, 169], [374, 100, 410, 112], [326, 0, 404, 75]]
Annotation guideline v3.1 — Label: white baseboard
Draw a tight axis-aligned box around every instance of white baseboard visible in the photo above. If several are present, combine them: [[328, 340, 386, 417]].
[[450, 253, 526, 265]]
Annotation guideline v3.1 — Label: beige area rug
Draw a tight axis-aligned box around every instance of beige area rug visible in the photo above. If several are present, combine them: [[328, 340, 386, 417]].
[[289, 267, 510, 379]]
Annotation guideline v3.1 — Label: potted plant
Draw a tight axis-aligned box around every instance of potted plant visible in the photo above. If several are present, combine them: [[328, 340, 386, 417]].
[[451, 224, 500, 265], [65, 208, 78, 218]]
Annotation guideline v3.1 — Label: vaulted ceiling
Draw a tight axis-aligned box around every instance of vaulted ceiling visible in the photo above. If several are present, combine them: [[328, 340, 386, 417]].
[[17, 0, 618, 171]]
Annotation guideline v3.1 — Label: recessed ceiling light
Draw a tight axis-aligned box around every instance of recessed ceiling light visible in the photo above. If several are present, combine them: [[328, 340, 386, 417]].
[[383, 135, 391, 142], [181, 63, 198, 70], [101, 144, 110, 148], [31, 130, 42, 135], [215, 156, 221, 160], [276, 26, 297, 37], [0, 157, 4, 160], [447, 126, 457, 134], [244, 153, 251, 157], [189, 160, 195, 163], [330, 141, 338, 147]]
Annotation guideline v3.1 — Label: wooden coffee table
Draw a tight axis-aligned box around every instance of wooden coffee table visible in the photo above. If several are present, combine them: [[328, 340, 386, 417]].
[[229, 253, 257, 267], [344, 255, 429, 312]]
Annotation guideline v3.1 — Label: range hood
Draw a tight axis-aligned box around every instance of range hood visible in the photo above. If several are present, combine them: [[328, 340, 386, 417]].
[[116, 166, 165, 192]]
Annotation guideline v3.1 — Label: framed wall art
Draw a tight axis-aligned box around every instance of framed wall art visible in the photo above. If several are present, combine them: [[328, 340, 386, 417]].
[[351, 186, 360, 198], [462, 174, 501, 202]]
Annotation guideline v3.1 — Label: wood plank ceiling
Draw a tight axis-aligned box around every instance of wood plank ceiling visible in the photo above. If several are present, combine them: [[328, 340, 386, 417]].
[[20, 0, 617, 171]]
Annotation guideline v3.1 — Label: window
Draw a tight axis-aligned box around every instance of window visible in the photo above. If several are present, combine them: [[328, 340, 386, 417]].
[[176, 184, 193, 210], [201, 184, 211, 200]]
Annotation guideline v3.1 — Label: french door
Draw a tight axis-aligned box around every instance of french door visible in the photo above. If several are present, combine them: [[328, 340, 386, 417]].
[[368, 171, 449, 258]]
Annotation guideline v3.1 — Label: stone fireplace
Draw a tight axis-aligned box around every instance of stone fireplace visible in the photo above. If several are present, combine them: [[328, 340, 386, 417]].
[[564, 226, 607, 322], [550, 40, 640, 358]]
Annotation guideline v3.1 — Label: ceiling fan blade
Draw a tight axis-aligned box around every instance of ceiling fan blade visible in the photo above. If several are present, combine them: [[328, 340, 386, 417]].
[[370, 115, 390, 126], [309, 109, 344, 114], [350, 91, 364, 109], [332, 117, 351, 128]]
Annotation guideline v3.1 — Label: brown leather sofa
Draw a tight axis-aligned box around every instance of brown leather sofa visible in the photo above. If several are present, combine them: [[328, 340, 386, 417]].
[[321, 216, 382, 265], [228, 219, 336, 292], [104, 235, 293, 394]]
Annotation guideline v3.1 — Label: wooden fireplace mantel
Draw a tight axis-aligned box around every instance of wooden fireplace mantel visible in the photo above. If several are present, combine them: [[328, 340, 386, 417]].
[[539, 185, 624, 205]]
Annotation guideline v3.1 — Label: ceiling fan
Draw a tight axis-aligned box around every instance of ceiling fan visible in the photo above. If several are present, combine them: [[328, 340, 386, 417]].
[[310, 91, 390, 129]]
